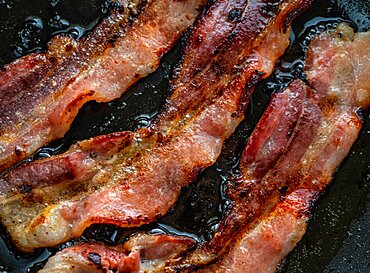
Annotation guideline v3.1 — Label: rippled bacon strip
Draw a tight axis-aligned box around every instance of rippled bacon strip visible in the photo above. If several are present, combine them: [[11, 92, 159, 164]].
[[198, 190, 312, 273], [0, 0, 306, 252], [0, 0, 204, 172], [39, 234, 196, 273], [179, 24, 370, 272]]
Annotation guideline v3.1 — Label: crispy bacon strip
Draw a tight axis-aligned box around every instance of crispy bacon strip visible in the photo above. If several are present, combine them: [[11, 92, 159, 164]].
[[0, 0, 204, 172], [174, 23, 370, 272], [0, 0, 306, 252], [153, 0, 312, 132], [39, 234, 196, 273], [199, 190, 312, 273]]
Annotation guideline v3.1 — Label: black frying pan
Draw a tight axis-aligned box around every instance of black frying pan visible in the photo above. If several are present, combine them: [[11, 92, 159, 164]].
[[0, 0, 369, 272]]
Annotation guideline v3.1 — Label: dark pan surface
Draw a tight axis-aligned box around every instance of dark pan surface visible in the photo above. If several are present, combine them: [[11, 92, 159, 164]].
[[0, 0, 369, 272]]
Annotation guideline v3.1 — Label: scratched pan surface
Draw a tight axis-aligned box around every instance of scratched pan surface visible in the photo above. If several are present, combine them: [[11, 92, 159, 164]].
[[0, 0, 369, 272]]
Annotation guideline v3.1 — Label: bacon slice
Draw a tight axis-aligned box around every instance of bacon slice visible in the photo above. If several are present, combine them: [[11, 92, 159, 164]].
[[0, 0, 205, 172], [199, 190, 312, 273], [0, 0, 307, 252], [172, 23, 370, 272], [39, 234, 196, 273]]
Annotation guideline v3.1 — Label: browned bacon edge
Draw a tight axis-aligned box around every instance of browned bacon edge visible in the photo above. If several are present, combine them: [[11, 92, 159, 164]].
[[0, 0, 302, 253], [0, 0, 205, 172]]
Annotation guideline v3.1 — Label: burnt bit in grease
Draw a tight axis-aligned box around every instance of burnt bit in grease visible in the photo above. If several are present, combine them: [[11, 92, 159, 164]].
[[355, 107, 366, 122], [87, 252, 102, 265], [19, 184, 33, 194], [228, 9, 243, 22]]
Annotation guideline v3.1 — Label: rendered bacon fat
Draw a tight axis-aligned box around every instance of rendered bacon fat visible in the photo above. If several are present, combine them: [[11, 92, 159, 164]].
[[0, 0, 204, 172], [0, 0, 305, 252], [173, 23, 370, 272]]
